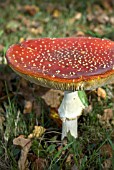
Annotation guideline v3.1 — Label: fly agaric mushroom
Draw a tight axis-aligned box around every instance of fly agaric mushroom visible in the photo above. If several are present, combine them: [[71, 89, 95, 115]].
[[6, 37, 114, 139]]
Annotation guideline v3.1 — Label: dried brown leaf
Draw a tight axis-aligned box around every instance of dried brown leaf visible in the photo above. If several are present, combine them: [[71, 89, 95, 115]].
[[97, 87, 107, 99], [93, 5, 104, 15], [0, 113, 5, 131], [100, 144, 112, 158], [50, 108, 62, 127], [97, 14, 109, 24], [57, 145, 65, 154], [52, 9, 61, 18], [66, 154, 73, 163], [103, 109, 113, 121], [102, 158, 112, 170], [41, 89, 63, 108], [100, 144, 112, 169], [75, 31, 85, 37], [6, 20, 20, 32], [69, 12, 82, 24], [87, 14, 94, 22], [101, 0, 113, 10], [29, 26, 44, 35], [23, 100, 32, 114], [28, 126, 46, 139], [19, 38, 25, 43], [0, 44, 4, 52], [97, 109, 113, 126], [13, 136, 31, 170], [110, 16, 114, 25], [23, 5, 39, 16], [93, 24, 105, 35]]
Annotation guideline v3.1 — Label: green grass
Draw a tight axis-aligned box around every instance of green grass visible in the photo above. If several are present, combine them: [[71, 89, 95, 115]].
[[0, 0, 114, 169]]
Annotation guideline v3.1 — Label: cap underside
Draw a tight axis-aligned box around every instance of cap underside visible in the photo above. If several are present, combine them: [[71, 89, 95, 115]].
[[12, 67, 114, 91]]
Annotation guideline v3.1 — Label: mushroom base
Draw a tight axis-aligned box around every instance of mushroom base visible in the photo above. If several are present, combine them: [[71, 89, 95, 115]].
[[61, 118, 78, 139], [58, 91, 85, 139]]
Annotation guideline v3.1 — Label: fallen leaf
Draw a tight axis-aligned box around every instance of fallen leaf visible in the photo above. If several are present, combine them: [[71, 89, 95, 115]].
[[102, 109, 113, 122], [57, 145, 65, 155], [29, 26, 44, 35], [6, 20, 20, 32], [93, 24, 105, 35], [23, 5, 39, 16], [102, 158, 112, 170], [101, 0, 113, 10], [28, 126, 46, 139], [110, 16, 114, 25], [75, 31, 85, 37], [0, 112, 5, 131], [23, 100, 32, 114], [87, 14, 94, 22], [52, 9, 61, 18], [97, 87, 107, 99], [93, 5, 104, 16], [111, 119, 114, 125], [66, 154, 73, 163], [97, 108, 113, 126], [0, 44, 4, 52], [41, 89, 63, 108], [13, 136, 31, 170], [90, 130, 112, 169], [19, 37, 25, 43], [97, 14, 109, 24], [100, 144, 112, 158], [50, 108, 62, 127], [69, 12, 82, 24]]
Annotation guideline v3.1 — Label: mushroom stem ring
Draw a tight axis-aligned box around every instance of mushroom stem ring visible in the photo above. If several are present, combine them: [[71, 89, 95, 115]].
[[58, 91, 85, 139]]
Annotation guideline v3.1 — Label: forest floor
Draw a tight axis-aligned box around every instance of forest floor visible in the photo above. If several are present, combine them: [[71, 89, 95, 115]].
[[0, 0, 114, 169]]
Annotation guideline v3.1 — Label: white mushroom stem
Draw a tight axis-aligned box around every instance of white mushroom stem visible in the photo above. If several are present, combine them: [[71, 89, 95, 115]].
[[58, 91, 85, 139]]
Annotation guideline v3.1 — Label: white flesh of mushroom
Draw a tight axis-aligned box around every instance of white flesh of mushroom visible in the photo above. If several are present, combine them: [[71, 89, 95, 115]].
[[58, 91, 85, 139]]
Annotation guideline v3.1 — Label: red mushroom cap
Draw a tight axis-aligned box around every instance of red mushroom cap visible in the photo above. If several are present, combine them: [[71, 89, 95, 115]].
[[6, 37, 114, 91]]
